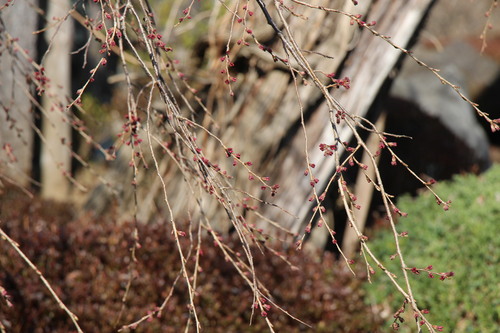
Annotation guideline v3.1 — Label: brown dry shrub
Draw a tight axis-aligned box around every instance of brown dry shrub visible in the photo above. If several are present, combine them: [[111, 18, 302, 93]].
[[0, 186, 383, 332]]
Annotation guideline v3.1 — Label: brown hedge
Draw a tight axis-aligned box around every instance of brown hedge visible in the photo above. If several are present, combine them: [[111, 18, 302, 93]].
[[0, 186, 383, 332]]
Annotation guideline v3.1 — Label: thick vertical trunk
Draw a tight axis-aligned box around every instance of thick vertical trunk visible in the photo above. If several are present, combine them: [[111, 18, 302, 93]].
[[40, 0, 73, 200], [0, 1, 38, 186]]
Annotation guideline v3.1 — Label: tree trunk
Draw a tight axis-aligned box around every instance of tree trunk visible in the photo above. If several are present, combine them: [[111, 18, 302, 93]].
[[40, 0, 73, 200], [0, 1, 38, 186]]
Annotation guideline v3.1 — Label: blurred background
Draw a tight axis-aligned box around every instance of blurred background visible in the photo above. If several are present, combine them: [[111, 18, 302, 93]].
[[0, 0, 499, 331]]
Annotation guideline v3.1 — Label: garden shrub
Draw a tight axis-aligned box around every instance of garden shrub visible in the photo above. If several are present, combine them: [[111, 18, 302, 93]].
[[0, 186, 383, 332], [365, 164, 500, 332]]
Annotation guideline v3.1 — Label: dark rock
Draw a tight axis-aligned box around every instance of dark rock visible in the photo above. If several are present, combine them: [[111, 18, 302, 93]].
[[386, 42, 494, 178]]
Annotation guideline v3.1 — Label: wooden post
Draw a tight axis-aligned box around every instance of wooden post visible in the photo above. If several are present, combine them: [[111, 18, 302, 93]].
[[0, 1, 38, 186], [342, 113, 386, 256], [40, 0, 73, 200]]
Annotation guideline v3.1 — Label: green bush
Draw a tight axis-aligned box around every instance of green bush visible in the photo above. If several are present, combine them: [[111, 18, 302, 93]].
[[365, 164, 500, 332]]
